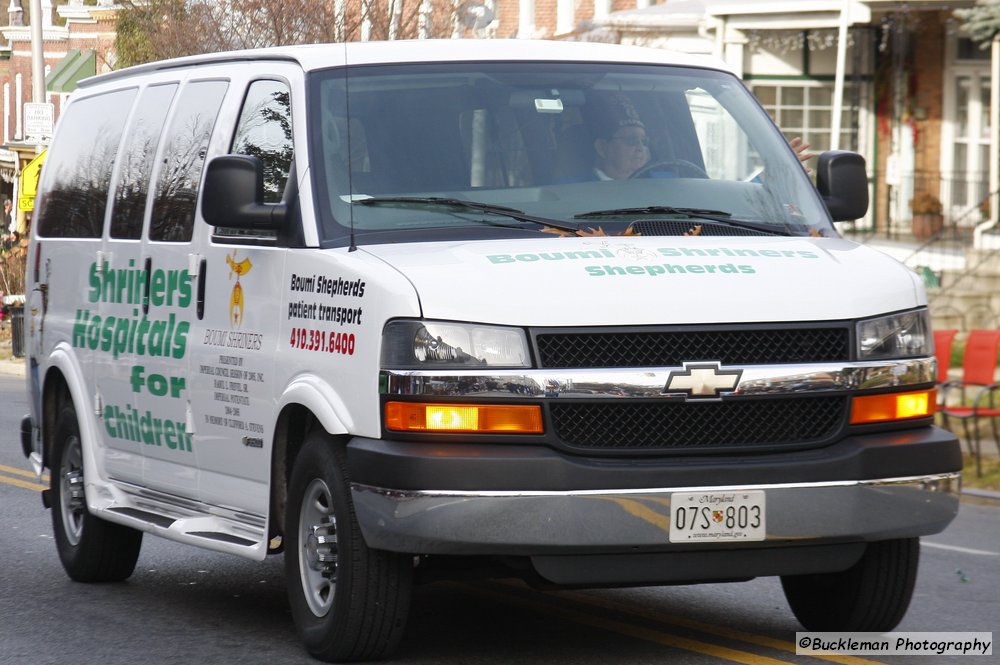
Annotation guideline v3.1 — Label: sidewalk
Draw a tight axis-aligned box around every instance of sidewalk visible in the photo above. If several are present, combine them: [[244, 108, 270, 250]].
[[0, 336, 24, 377]]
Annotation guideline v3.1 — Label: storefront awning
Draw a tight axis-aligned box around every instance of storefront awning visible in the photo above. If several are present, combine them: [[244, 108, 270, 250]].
[[46, 48, 96, 94]]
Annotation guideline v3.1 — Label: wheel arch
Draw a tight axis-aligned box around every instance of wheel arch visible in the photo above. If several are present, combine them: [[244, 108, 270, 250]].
[[39, 345, 94, 472], [270, 377, 353, 542]]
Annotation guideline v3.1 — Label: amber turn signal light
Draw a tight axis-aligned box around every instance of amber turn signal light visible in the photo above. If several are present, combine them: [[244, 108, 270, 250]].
[[385, 402, 544, 434], [850, 389, 936, 425]]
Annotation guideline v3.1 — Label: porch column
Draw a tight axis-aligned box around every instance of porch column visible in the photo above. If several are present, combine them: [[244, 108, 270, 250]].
[[557, 0, 573, 35], [594, 0, 611, 22], [992, 35, 999, 227], [518, 0, 534, 38], [831, 0, 851, 151]]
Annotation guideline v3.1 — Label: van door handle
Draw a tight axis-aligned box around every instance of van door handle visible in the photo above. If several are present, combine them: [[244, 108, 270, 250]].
[[142, 257, 152, 315], [197, 258, 207, 320]]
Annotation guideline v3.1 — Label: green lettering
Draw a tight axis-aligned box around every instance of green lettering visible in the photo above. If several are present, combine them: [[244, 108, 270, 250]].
[[178, 271, 193, 308], [150, 269, 166, 307], [88, 263, 101, 303], [73, 309, 90, 348]]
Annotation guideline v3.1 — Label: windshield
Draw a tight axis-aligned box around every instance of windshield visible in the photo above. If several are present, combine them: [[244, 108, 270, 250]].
[[307, 62, 832, 246]]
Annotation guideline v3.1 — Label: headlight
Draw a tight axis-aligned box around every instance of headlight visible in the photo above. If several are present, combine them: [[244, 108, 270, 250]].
[[381, 320, 531, 368], [857, 309, 932, 360]]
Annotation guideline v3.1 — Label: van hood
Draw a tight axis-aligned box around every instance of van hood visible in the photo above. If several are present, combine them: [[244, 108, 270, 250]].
[[361, 236, 923, 327]]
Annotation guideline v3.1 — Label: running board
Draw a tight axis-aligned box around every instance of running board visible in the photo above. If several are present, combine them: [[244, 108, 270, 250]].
[[97, 482, 268, 559]]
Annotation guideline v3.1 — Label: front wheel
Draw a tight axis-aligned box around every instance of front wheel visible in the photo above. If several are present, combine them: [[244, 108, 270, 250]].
[[51, 402, 143, 582], [285, 430, 412, 662], [781, 538, 919, 631]]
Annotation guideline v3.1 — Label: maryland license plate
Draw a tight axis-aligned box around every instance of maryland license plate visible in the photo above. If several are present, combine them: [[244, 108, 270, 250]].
[[668, 490, 766, 543]]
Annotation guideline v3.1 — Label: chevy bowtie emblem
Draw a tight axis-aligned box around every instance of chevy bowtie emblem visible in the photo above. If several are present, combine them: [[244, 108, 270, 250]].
[[663, 363, 742, 398]]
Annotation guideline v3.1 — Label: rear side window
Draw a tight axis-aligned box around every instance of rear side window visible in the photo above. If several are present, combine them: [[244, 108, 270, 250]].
[[149, 80, 229, 242], [36, 88, 137, 238], [110, 84, 178, 239]]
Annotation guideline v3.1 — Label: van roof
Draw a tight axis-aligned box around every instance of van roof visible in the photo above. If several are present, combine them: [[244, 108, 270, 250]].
[[80, 39, 730, 88]]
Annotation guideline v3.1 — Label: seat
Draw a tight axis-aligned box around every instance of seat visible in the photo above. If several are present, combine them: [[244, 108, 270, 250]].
[[939, 329, 1000, 476], [933, 328, 958, 384], [551, 123, 596, 183]]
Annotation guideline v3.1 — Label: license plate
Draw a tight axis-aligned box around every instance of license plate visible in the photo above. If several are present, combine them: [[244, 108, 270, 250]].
[[668, 490, 766, 543]]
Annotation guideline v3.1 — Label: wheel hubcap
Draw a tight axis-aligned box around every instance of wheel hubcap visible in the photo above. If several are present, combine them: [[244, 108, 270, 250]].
[[298, 478, 339, 617], [60, 434, 85, 546]]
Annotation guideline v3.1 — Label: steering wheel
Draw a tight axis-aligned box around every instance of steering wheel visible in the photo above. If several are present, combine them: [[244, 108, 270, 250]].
[[630, 159, 709, 179]]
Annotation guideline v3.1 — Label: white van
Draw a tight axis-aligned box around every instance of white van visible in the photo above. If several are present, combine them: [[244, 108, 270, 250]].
[[21, 40, 960, 662]]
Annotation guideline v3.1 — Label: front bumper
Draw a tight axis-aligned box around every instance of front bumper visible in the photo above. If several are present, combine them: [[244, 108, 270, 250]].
[[347, 426, 961, 557], [352, 473, 959, 555]]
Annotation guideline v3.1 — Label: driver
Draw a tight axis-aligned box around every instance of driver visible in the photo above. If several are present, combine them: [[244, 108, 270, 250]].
[[592, 95, 650, 180]]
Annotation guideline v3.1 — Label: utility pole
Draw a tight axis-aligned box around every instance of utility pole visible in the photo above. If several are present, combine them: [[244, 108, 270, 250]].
[[30, 0, 44, 105]]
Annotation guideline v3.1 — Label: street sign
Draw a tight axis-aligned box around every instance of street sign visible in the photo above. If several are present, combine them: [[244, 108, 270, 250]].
[[23, 102, 54, 141], [18, 150, 47, 212]]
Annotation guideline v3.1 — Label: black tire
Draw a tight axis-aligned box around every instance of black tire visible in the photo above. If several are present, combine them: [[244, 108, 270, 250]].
[[51, 402, 143, 583], [781, 538, 919, 632], [285, 430, 412, 662]]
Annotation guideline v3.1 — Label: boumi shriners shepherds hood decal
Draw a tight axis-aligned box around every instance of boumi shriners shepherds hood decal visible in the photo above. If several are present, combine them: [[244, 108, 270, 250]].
[[360, 236, 923, 327]]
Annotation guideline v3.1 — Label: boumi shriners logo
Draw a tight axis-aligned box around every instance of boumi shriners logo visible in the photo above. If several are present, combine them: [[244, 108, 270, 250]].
[[226, 250, 252, 326]]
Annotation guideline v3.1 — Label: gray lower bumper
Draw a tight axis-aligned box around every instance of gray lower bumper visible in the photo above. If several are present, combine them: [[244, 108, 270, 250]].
[[351, 473, 960, 555]]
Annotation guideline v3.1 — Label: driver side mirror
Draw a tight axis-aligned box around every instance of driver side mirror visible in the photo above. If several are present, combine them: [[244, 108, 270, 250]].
[[201, 155, 287, 230], [815, 150, 869, 222]]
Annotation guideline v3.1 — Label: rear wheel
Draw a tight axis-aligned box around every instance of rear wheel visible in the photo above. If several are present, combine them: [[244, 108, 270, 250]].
[[285, 430, 412, 662], [781, 538, 919, 631], [51, 402, 143, 582]]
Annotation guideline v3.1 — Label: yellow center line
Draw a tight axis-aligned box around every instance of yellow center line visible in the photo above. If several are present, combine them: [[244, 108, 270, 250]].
[[0, 474, 47, 491], [466, 581, 794, 665], [0, 464, 48, 491], [0, 463, 42, 479], [551, 606, 799, 665], [545, 588, 888, 665]]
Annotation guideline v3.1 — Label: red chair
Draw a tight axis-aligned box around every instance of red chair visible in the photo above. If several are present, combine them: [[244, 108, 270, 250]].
[[933, 328, 958, 384], [939, 329, 1000, 476]]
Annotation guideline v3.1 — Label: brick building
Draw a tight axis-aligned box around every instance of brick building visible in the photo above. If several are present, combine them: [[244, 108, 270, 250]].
[[0, 0, 117, 222]]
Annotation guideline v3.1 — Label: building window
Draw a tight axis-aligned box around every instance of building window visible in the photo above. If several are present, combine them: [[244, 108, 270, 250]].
[[751, 82, 857, 153], [950, 74, 990, 211], [957, 37, 991, 62]]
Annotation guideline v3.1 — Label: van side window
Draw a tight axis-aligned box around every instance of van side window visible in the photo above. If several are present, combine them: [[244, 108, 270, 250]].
[[232, 80, 293, 203], [110, 84, 178, 239], [149, 80, 229, 242], [36, 88, 137, 238], [214, 79, 293, 241]]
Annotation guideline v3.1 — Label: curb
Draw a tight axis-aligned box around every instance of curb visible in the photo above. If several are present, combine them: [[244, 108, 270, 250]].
[[962, 487, 1000, 503], [0, 358, 25, 377]]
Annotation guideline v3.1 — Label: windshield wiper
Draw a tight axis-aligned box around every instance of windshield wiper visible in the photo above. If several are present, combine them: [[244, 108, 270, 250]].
[[356, 196, 583, 236], [575, 206, 791, 236]]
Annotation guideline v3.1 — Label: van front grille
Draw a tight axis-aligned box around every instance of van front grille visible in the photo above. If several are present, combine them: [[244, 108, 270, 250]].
[[549, 396, 847, 453], [534, 327, 850, 368]]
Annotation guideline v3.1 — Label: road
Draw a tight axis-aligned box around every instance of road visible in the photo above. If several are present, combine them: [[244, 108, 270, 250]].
[[0, 374, 996, 665]]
